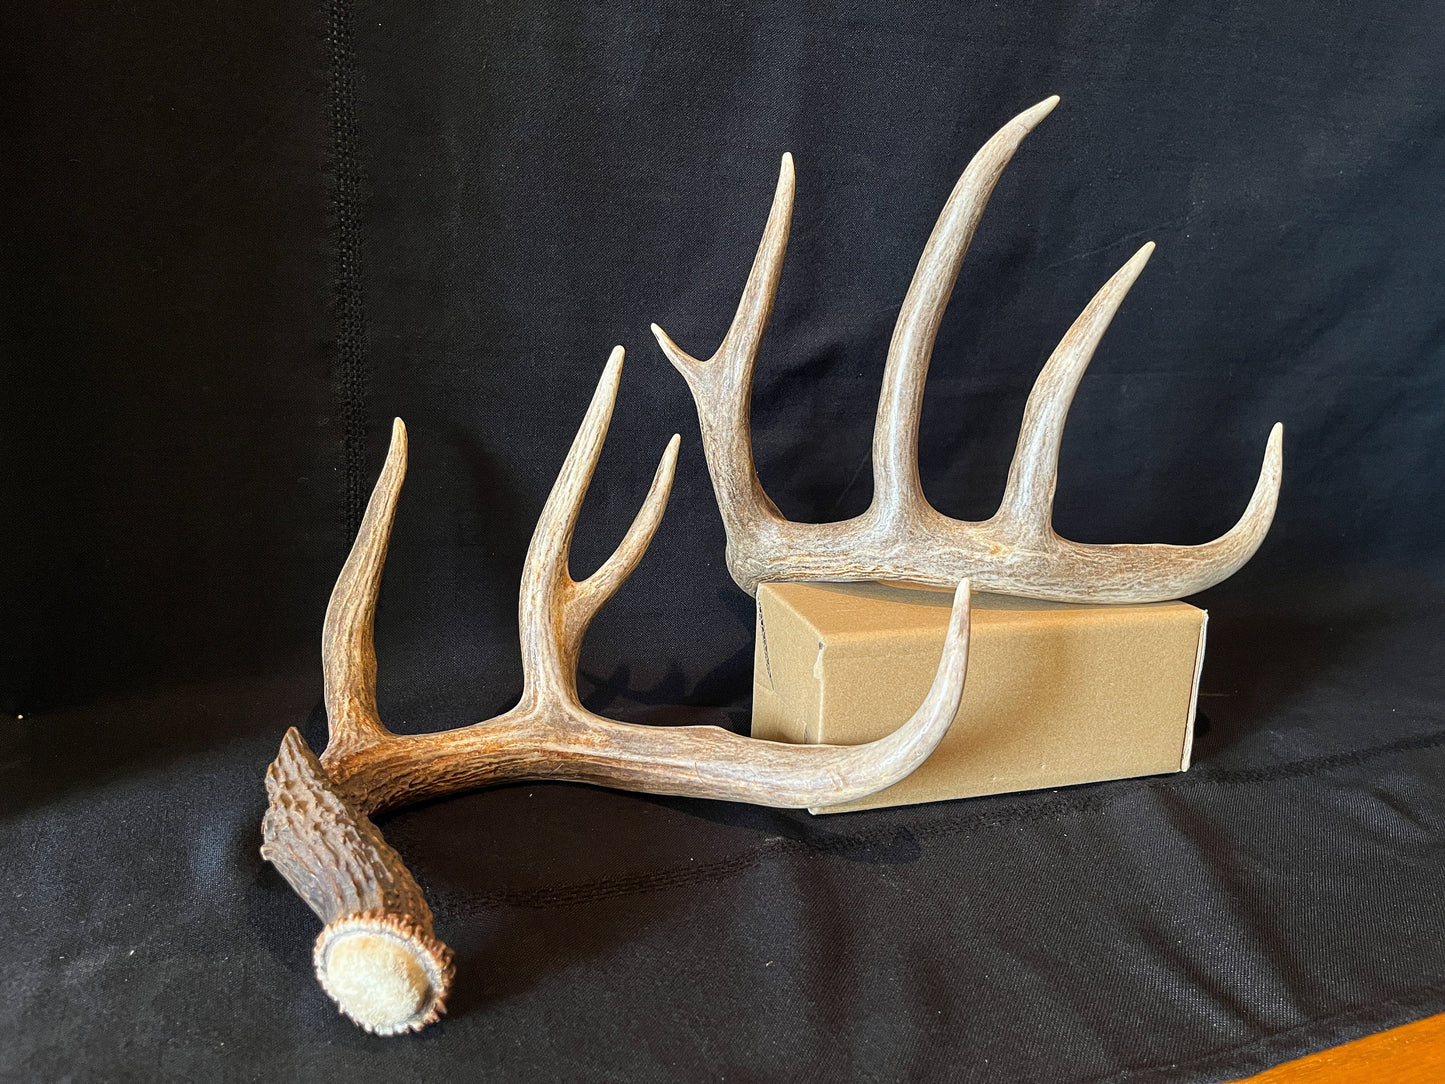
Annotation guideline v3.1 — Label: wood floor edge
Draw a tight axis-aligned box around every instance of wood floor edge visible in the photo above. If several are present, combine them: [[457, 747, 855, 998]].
[[1231, 1010, 1445, 1082]]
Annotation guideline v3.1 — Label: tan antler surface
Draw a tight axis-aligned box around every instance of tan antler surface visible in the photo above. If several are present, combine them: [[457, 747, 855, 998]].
[[262, 349, 972, 1035], [652, 96, 1284, 603]]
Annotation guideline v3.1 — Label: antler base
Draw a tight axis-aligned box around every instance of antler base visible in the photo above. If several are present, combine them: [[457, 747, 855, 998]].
[[262, 728, 455, 1034]]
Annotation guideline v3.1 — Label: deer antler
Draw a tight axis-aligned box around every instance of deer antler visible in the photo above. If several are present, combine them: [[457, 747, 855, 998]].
[[261, 348, 972, 1035], [652, 96, 1284, 603]]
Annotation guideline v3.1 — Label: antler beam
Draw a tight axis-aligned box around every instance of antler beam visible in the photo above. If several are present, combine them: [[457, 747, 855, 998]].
[[652, 96, 1284, 603], [262, 349, 972, 1035]]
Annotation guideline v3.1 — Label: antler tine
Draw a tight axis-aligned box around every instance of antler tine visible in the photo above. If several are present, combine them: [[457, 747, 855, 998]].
[[322, 417, 406, 761], [650, 153, 792, 537], [521, 347, 625, 592], [519, 348, 680, 691], [717, 153, 795, 366], [871, 95, 1059, 525], [993, 242, 1155, 542], [653, 153, 794, 388], [1046, 421, 1283, 602], [566, 434, 681, 649]]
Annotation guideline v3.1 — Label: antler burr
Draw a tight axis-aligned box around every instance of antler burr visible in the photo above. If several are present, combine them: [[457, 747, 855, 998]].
[[652, 96, 1284, 603], [262, 349, 973, 1035]]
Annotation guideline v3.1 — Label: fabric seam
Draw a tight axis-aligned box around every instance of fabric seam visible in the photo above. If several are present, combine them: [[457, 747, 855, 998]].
[[327, 0, 368, 538]]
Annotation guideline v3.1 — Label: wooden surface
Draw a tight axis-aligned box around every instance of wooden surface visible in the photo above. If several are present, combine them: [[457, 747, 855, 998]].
[[1233, 1012, 1445, 1082]]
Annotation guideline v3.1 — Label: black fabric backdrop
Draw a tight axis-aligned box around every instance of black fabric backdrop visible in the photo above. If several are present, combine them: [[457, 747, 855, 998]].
[[2, 2, 1443, 1080]]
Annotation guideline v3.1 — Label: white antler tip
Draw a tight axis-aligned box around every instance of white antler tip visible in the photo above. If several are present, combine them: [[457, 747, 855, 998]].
[[659, 433, 682, 473], [598, 345, 625, 390], [1016, 95, 1061, 130], [1267, 421, 1285, 459], [950, 579, 971, 628], [1106, 242, 1155, 292], [650, 322, 702, 375], [385, 418, 408, 464]]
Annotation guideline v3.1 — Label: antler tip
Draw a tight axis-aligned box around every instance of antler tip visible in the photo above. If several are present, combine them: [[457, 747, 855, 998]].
[[650, 322, 703, 376], [1017, 95, 1061, 130], [595, 346, 626, 400], [1124, 241, 1156, 278], [947, 579, 972, 641], [1104, 241, 1156, 297], [1266, 421, 1285, 468], [658, 433, 682, 478], [657, 434, 683, 491]]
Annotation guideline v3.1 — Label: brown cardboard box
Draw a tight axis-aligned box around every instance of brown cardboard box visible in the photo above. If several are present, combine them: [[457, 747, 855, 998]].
[[752, 581, 1208, 813]]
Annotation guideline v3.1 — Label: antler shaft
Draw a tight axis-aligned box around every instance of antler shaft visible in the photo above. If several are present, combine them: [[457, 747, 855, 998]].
[[653, 98, 1284, 602], [871, 95, 1060, 526], [322, 580, 969, 816]]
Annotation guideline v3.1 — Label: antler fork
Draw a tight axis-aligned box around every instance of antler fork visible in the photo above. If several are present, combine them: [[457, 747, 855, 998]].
[[261, 349, 972, 1035], [652, 97, 1284, 603]]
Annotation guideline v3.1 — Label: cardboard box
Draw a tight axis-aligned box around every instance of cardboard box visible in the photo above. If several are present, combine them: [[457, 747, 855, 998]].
[[752, 581, 1208, 813]]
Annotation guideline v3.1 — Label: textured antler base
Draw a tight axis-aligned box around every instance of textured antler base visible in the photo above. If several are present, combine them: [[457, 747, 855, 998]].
[[262, 728, 455, 1033], [315, 911, 453, 1035]]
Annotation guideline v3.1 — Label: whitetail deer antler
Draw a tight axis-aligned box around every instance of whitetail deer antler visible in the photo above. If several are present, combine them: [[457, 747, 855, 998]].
[[652, 96, 1284, 603], [261, 348, 972, 1035]]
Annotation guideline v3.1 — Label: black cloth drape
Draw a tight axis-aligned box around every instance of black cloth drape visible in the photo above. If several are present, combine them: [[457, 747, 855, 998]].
[[3, 2, 1443, 1080]]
